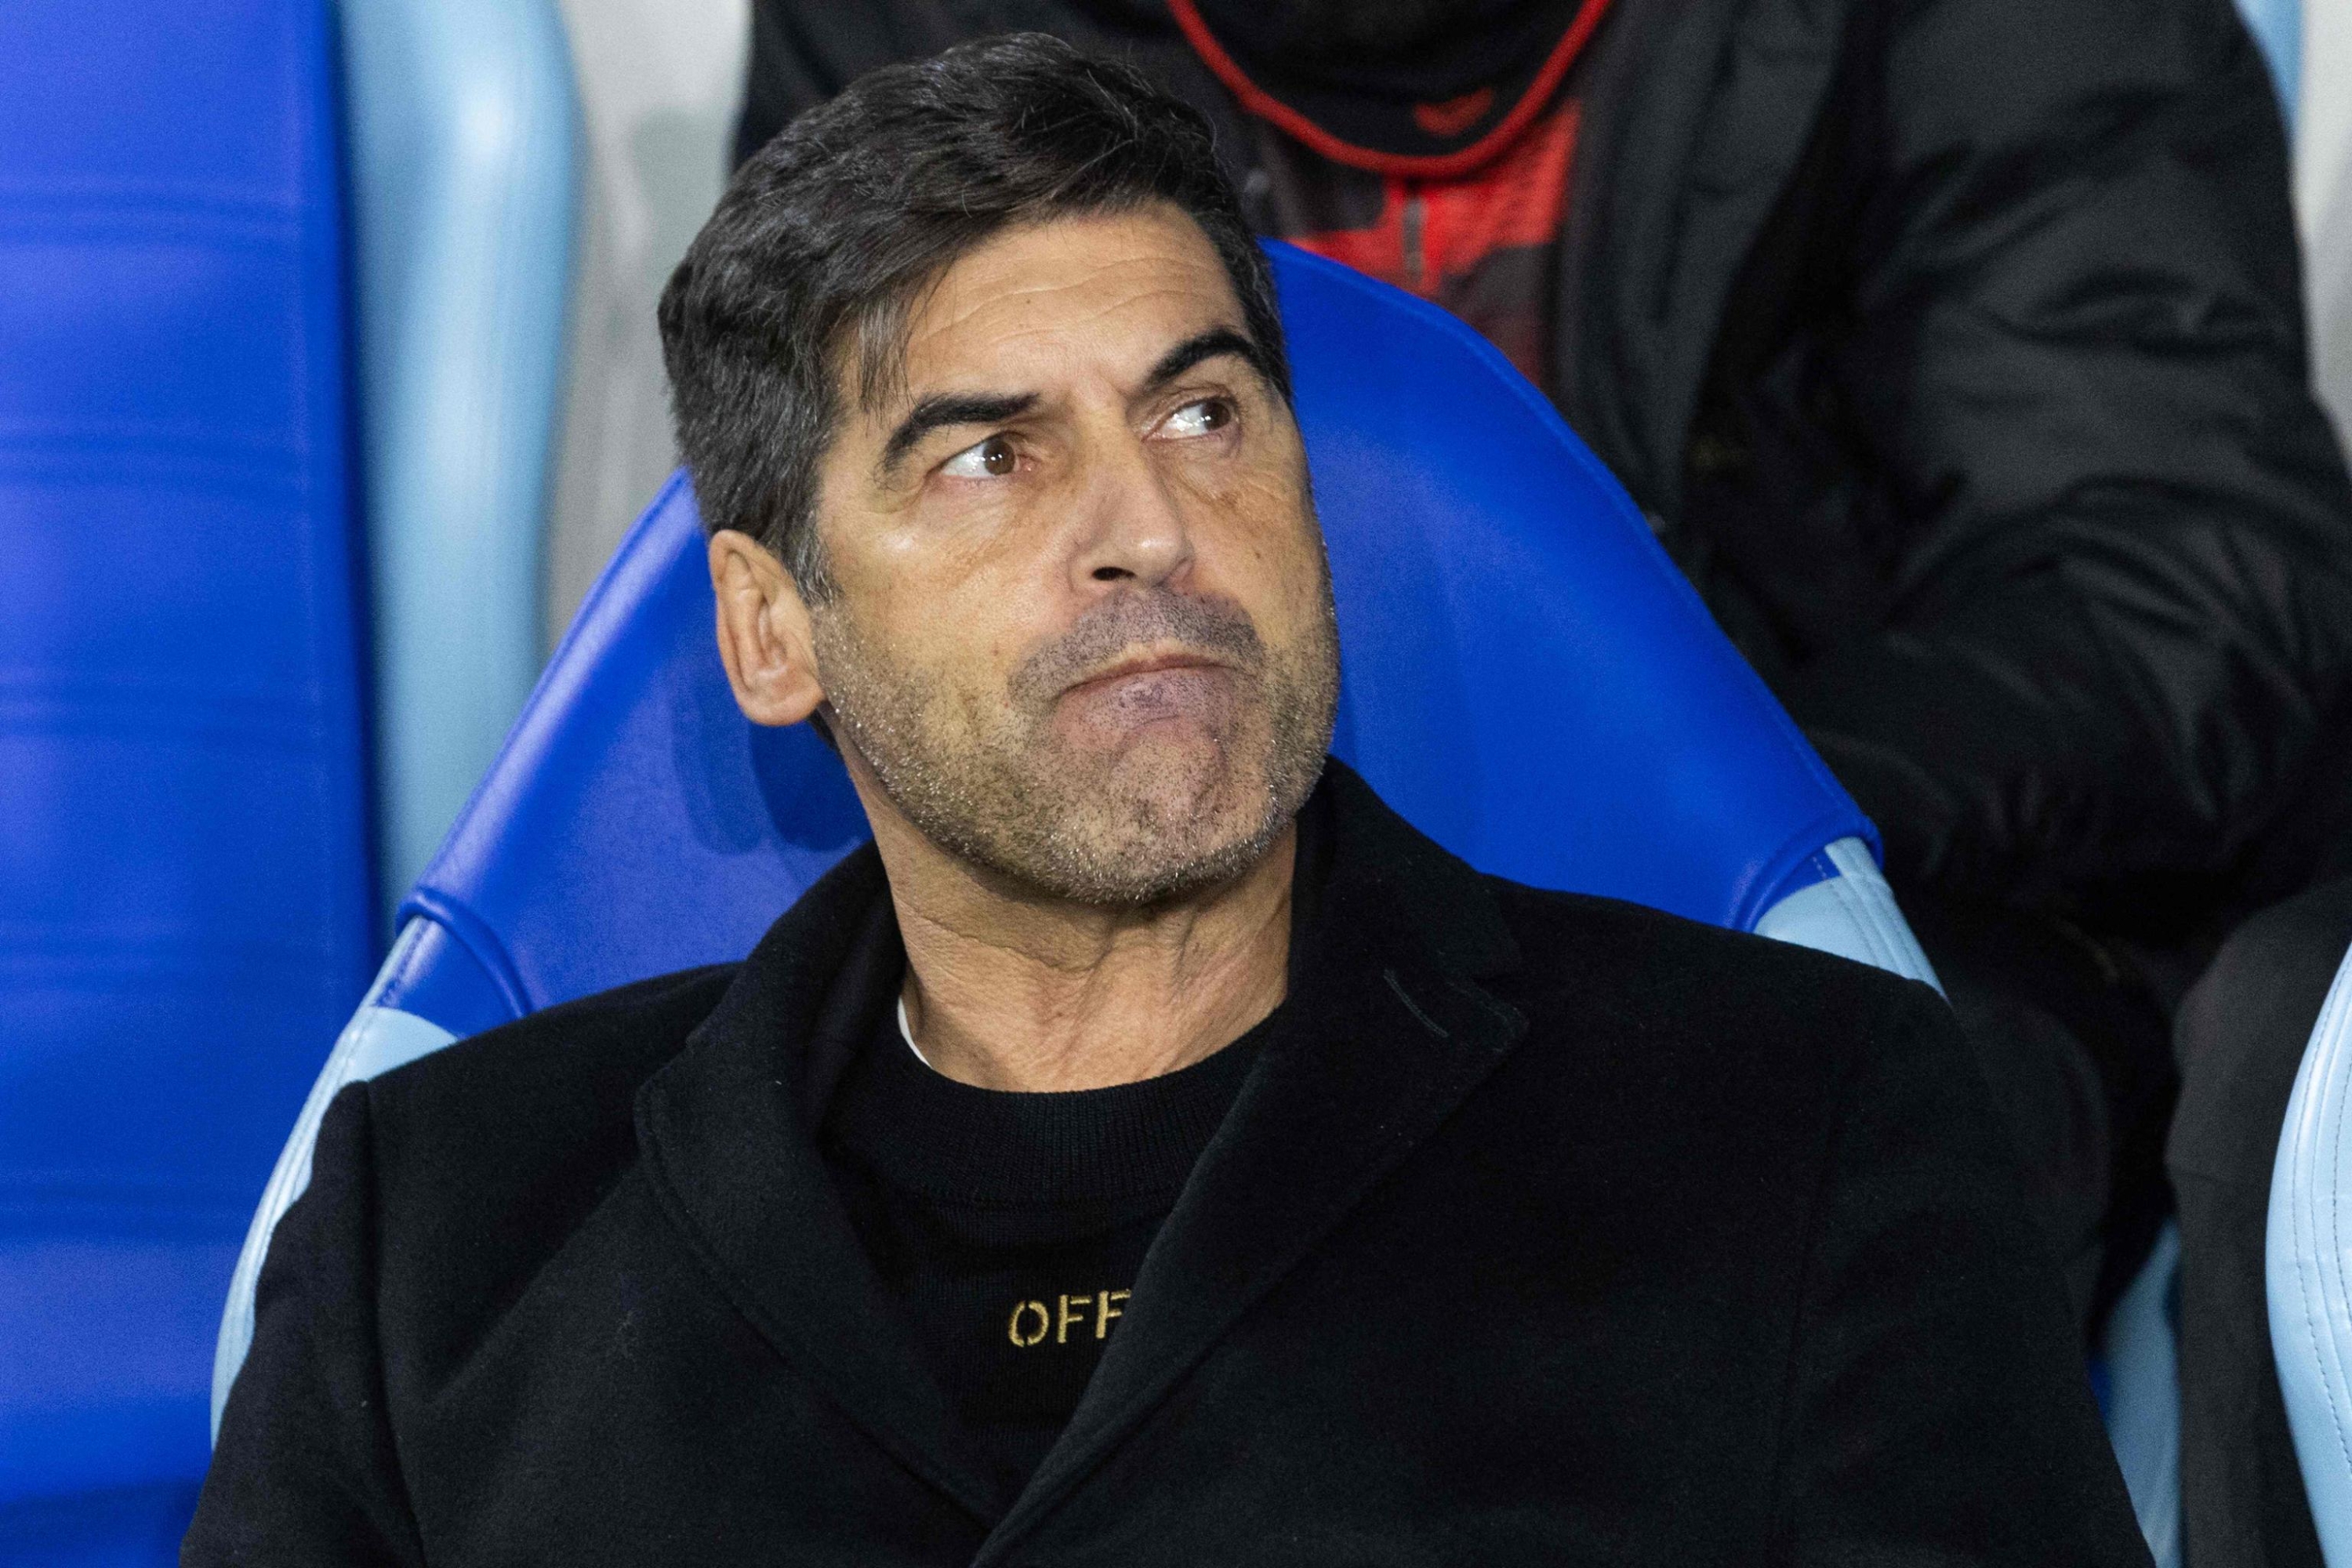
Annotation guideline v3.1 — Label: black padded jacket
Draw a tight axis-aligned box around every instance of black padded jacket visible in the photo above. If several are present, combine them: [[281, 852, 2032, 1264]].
[[735, 0, 2352, 948]]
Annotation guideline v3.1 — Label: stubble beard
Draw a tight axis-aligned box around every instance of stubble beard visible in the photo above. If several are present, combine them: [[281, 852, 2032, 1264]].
[[811, 585, 1339, 907]]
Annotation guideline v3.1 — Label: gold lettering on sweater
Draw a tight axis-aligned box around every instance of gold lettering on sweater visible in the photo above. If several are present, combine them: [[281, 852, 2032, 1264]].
[[1007, 1290, 1132, 1347], [1007, 1300, 1051, 1348]]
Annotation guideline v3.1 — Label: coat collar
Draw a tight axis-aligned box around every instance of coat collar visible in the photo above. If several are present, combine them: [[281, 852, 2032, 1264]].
[[982, 765, 1528, 1558], [634, 760, 1529, 1537]]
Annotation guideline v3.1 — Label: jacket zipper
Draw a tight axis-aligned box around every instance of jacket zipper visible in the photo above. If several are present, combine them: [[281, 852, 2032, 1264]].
[[1402, 187, 1426, 291]]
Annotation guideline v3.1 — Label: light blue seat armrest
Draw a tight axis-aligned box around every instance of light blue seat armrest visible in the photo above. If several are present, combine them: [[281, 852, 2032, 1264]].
[[343, 0, 580, 907]]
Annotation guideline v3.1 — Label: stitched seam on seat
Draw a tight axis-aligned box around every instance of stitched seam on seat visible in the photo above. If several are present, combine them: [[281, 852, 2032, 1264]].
[[393, 888, 531, 1019], [1820, 873, 1892, 973], [1824, 844, 1900, 971], [1733, 815, 1880, 933], [1822, 866, 1905, 978]]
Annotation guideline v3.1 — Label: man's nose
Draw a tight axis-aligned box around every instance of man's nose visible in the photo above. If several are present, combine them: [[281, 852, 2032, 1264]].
[[1068, 431, 1194, 591]]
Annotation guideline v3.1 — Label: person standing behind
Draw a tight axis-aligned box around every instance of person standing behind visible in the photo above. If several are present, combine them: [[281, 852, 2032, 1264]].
[[732, 4, 2352, 1563]]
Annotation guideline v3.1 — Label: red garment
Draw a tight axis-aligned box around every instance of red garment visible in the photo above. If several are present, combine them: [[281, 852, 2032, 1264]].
[[1274, 103, 1579, 384], [1170, 0, 1609, 387]]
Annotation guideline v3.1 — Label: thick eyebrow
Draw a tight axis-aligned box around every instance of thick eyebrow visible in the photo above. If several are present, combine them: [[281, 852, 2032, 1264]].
[[874, 327, 1269, 480], [878, 391, 1037, 478], [1142, 326, 1269, 397]]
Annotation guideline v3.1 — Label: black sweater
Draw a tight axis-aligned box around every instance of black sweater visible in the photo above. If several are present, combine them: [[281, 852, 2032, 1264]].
[[824, 1001, 1265, 1504], [190, 766, 2151, 1566]]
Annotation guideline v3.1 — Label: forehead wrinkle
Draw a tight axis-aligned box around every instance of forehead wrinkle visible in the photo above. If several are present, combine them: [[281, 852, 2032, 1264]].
[[917, 277, 1214, 365], [900, 296, 1240, 427], [935, 240, 1220, 314], [909, 238, 1232, 349]]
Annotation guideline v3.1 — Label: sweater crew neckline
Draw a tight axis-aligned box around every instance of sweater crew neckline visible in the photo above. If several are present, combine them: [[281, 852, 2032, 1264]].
[[828, 1007, 1272, 1210]]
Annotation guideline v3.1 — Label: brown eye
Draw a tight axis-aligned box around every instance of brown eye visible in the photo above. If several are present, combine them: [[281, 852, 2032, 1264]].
[[1164, 397, 1235, 438], [942, 434, 1018, 480]]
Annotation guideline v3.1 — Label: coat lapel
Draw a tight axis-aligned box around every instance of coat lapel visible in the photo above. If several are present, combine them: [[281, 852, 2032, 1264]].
[[632, 765, 1534, 1545], [633, 848, 1005, 1524], [978, 768, 1530, 1559]]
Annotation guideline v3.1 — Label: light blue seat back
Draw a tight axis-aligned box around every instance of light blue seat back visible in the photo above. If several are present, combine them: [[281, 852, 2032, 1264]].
[[2270, 938, 2352, 1564], [0, 0, 373, 1541], [342, 0, 579, 908]]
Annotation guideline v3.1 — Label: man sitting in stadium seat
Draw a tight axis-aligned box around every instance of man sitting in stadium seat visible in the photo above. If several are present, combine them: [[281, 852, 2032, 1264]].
[[189, 38, 2150, 1564]]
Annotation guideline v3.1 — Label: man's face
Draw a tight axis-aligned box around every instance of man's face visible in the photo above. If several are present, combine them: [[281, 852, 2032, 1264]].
[[804, 206, 1339, 905]]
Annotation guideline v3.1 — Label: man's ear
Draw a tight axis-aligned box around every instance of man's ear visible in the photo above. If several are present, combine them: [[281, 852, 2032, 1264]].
[[709, 528, 826, 728]]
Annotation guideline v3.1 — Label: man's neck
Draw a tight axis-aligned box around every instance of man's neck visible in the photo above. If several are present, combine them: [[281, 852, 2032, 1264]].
[[867, 811, 1297, 1094]]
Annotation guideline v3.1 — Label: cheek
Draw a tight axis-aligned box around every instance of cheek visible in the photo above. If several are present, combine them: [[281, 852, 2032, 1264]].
[[830, 535, 1047, 706], [1186, 466, 1327, 621]]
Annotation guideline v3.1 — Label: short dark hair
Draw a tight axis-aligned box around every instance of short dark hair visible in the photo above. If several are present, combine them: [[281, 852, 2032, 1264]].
[[657, 33, 1291, 600]]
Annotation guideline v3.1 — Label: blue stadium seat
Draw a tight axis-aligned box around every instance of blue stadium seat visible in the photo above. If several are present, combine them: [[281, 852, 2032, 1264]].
[[0, 0, 375, 1550], [215, 240, 1942, 1417], [2268, 939, 2352, 1564], [2, 0, 577, 1554]]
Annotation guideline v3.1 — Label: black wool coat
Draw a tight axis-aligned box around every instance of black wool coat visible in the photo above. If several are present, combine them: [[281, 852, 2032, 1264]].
[[191, 768, 2152, 1566]]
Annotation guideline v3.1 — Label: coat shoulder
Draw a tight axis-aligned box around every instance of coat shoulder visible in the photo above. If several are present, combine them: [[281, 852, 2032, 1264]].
[[358, 964, 739, 1242], [1483, 875, 1938, 1046]]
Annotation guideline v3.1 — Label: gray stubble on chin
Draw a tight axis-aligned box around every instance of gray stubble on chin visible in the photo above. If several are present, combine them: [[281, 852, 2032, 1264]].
[[815, 583, 1338, 906]]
